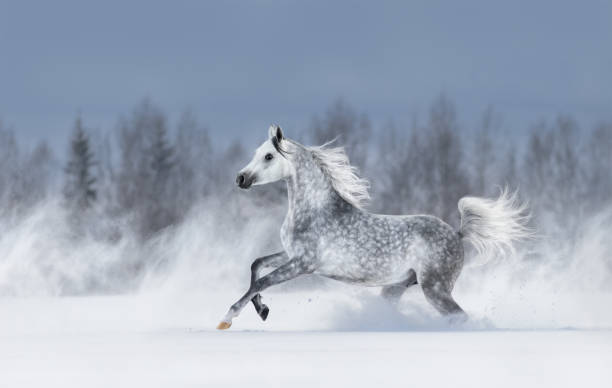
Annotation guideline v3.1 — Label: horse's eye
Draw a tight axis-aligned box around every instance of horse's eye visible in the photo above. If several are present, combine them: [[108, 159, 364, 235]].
[[265, 153, 274, 161]]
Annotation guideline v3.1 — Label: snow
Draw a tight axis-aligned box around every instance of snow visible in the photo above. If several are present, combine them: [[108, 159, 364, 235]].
[[3, 327, 611, 388], [2, 204, 611, 387], [1, 294, 611, 388]]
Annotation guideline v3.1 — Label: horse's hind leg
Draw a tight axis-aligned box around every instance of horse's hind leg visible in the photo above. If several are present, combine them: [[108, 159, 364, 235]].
[[418, 238, 467, 323], [381, 269, 418, 305], [420, 270, 467, 323]]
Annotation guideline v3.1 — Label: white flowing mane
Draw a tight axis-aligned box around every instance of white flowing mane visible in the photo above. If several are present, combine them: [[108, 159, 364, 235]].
[[306, 141, 371, 209]]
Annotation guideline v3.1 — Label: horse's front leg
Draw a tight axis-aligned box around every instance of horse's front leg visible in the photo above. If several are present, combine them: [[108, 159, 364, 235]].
[[217, 258, 312, 330], [249, 252, 290, 321]]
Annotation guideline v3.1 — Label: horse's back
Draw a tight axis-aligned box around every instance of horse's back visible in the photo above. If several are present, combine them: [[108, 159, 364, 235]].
[[313, 210, 463, 286]]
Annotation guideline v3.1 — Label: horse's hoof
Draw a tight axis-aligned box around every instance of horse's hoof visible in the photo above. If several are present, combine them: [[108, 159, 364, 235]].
[[216, 321, 232, 330], [258, 305, 270, 321]]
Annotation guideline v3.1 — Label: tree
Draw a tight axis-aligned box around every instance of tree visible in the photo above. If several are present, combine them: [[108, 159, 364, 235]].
[[374, 119, 423, 215], [584, 123, 612, 212], [308, 98, 371, 171], [145, 108, 177, 234], [24, 141, 54, 206], [174, 110, 214, 201], [523, 121, 555, 211], [523, 116, 586, 245], [421, 94, 470, 224], [0, 121, 56, 218], [551, 116, 581, 214], [500, 145, 518, 189], [0, 123, 20, 213], [472, 106, 501, 196], [64, 117, 96, 210], [116, 99, 178, 237]]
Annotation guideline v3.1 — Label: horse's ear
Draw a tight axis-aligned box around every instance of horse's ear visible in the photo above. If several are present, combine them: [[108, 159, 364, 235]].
[[268, 125, 284, 142]]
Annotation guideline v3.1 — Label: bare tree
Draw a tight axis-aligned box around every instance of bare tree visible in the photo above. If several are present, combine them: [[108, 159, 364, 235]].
[[24, 141, 54, 206], [0, 123, 20, 213], [523, 116, 586, 245], [146, 112, 176, 234], [552, 116, 581, 213], [0, 122, 55, 218], [374, 119, 423, 215], [523, 121, 555, 211], [308, 98, 371, 171], [421, 94, 471, 225], [472, 106, 501, 196], [91, 130, 118, 213], [174, 110, 213, 201], [584, 123, 612, 211], [500, 145, 518, 189], [116, 99, 178, 237]]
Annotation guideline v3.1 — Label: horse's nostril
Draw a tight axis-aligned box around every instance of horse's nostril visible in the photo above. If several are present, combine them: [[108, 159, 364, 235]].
[[236, 174, 245, 186]]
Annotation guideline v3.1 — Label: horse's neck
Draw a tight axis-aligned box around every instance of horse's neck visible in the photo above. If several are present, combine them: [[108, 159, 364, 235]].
[[286, 152, 328, 209], [285, 148, 349, 217]]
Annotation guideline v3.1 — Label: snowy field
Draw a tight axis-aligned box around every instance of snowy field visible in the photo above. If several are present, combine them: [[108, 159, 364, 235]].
[[2, 205, 611, 387], [4, 325, 611, 388], [2, 291, 611, 388]]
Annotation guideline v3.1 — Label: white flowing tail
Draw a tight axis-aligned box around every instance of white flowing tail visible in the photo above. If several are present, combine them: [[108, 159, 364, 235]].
[[458, 188, 532, 258]]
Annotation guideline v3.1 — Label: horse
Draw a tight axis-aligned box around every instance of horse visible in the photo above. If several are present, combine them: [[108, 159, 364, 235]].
[[217, 125, 530, 330]]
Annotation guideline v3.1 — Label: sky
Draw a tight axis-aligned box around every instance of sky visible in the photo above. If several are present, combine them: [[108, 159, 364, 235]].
[[1, 0, 611, 152]]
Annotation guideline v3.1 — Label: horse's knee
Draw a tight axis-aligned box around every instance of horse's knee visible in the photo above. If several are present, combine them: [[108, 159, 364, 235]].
[[251, 258, 263, 273], [253, 277, 268, 291]]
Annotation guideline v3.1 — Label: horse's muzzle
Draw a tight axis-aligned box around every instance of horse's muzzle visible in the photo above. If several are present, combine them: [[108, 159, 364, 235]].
[[236, 172, 255, 189]]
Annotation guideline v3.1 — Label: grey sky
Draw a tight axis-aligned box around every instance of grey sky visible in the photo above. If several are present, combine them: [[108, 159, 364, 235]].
[[1, 0, 611, 152]]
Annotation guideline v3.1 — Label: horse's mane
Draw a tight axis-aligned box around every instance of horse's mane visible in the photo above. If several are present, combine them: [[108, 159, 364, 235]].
[[305, 141, 371, 209]]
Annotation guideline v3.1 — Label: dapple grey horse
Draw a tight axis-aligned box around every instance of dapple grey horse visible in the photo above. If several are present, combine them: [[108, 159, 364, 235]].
[[218, 126, 530, 329]]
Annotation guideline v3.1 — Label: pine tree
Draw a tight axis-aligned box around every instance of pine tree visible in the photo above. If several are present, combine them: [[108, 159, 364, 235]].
[[149, 123, 174, 181], [64, 117, 96, 209]]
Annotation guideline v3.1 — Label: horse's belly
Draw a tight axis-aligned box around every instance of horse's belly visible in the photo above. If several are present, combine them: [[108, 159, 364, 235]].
[[314, 251, 414, 286]]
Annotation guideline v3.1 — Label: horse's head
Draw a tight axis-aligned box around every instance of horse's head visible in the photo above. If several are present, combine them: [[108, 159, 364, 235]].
[[236, 125, 293, 189]]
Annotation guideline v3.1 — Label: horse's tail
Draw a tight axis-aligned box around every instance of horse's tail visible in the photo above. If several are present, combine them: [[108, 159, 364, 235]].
[[457, 187, 532, 258]]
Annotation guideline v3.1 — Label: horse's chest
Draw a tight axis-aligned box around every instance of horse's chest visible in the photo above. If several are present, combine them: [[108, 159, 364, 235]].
[[280, 215, 317, 258]]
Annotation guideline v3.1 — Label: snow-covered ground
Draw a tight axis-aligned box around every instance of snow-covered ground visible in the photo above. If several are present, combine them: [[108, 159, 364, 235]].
[[3, 325, 611, 388], [1, 292, 611, 388], [2, 204, 611, 387]]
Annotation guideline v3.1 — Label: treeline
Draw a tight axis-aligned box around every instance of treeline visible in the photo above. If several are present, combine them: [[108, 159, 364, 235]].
[[1, 96, 611, 247], [0, 124, 56, 219], [370, 96, 612, 243]]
